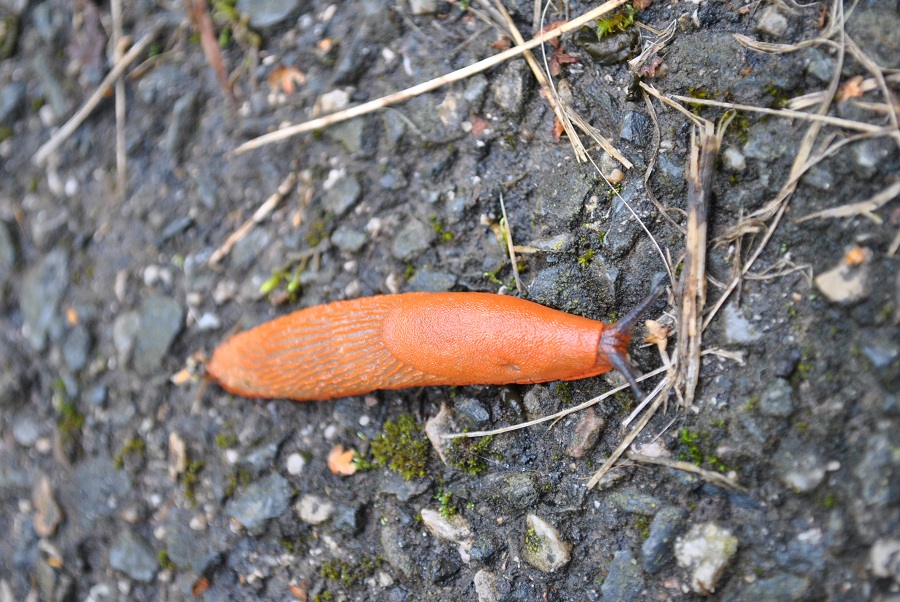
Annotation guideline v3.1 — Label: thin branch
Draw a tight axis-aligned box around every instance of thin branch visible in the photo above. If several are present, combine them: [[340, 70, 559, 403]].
[[627, 452, 748, 493], [33, 31, 158, 166], [498, 193, 523, 294], [796, 179, 900, 223], [111, 0, 127, 198]]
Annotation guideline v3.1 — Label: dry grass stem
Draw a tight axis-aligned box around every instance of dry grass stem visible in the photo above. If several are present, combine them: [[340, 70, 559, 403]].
[[208, 171, 298, 267], [789, 73, 900, 111], [627, 452, 747, 493], [33, 31, 158, 166], [797, 180, 900, 224], [442, 365, 669, 439], [185, 0, 236, 103], [111, 0, 127, 198], [628, 20, 676, 73], [233, 0, 631, 154], [498, 193, 523, 294]]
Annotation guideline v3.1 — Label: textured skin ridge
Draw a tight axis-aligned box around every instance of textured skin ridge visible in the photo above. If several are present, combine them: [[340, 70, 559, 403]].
[[207, 292, 613, 401]]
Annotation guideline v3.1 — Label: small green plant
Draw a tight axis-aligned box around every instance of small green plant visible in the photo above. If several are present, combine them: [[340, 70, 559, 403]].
[[578, 249, 595, 268], [430, 215, 454, 242], [114, 437, 146, 469], [181, 460, 206, 506], [369, 415, 430, 479], [158, 550, 177, 571], [635, 516, 651, 540], [435, 489, 458, 519], [595, 4, 637, 37], [446, 434, 493, 475], [215, 431, 238, 449]]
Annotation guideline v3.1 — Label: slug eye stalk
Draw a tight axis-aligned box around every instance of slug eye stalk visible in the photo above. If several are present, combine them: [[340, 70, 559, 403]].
[[598, 284, 665, 401]]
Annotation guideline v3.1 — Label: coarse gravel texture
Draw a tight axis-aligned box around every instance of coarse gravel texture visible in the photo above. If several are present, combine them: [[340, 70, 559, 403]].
[[1, 0, 899, 600]]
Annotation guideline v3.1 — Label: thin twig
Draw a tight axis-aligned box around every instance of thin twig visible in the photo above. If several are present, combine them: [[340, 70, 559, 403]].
[[208, 171, 298, 267], [33, 31, 158, 166], [233, 0, 630, 154], [627, 452, 748, 493], [498, 193, 523, 294], [796, 179, 900, 223], [111, 0, 127, 198]]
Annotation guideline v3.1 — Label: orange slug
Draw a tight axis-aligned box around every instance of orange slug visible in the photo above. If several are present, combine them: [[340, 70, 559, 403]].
[[206, 286, 663, 402]]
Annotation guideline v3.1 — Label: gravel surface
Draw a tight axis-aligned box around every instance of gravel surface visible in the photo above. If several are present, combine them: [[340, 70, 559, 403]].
[[1, 0, 898, 600]]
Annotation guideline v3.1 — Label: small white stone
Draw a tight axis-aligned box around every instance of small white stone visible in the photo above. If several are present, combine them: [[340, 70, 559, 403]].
[[190, 514, 208, 531], [358, 415, 370, 427], [286, 453, 306, 476], [675, 522, 739, 594], [225, 449, 239, 464], [295, 494, 335, 525]]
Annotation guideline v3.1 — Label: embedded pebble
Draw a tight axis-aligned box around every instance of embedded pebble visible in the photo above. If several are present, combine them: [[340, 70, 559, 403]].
[[601, 549, 645, 601], [236, 0, 300, 28], [774, 440, 826, 492], [295, 494, 335, 525], [605, 488, 664, 516], [739, 573, 811, 601], [12, 416, 41, 446], [331, 225, 368, 253], [523, 514, 571, 573], [759, 379, 795, 418], [109, 531, 158, 582], [407, 268, 457, 293], [195, 313, 221, 331], [870, 538, 900, 581], [642, 506, 687, 574], [491, 62, 527, 114], [756, 6, 788, 37], [390, 218, 436, 261], [564, 410, 605, 458], [322, 173, 362, 217], [454, 397, 490, 426], [620, 110, 650, 145], [32, 475, 62, 537], [722, 303, 762, 344], [133, 296, 185, 375], [675, 522, 739, 595], [420, 509, 472, 547], [721, 147, 746, 172], [165, 91, 200, 165], [286, 453, 306, 475], [853, 433, 898, 508], [814, 256, 871, 304], [225, 473, 291, 530], [473, 570, 499, 602], [20, 249, 69, 351], [62, 325, 91, 372]]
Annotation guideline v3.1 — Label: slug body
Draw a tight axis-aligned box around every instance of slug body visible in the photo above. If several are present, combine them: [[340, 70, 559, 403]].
[[207, 289, 660, 402]]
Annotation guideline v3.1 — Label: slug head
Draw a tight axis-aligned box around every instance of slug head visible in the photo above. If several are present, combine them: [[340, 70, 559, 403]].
[[597, 284, 664, 400]]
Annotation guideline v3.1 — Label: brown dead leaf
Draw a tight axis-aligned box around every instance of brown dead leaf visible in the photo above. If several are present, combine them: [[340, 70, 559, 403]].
[[537, 20, 568, 48], [638, 55, 665, 78], [492, 35, 512, 51], [192, 577, 210, 597], [289, 584, 308, 601], [268, 65, 308, 94], [548, 46, 579, 77], [837, 75, 864, 102], [633, 0, 653, 10], [844, 246, 871, 266], [327, 444, 358, 476], [551, 117, 565, 142], [644, 319, 671, 352]]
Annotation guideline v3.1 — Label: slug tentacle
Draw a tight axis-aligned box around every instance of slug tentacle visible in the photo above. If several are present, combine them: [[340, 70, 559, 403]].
[[597, 284, 665, 400]]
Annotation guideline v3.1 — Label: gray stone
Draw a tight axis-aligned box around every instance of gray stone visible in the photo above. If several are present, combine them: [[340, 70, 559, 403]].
[[756, 7, 788, 38], [862, 341, 900, 393], [641, 506, 687, 574], [579, 29, 637, 65], [523, 513, 571, 573], [420, 509, 472, 546], [620, 110, 650, 145], [236, 0, 300, 28], [62, 325, 91, 372], [483, 472, 538, 511], [133, 296, 184, 375], [378, 470, 431, 502], [327, 119, 366, 154], [774, 440, 826, 493], [380, 523, 415, 579], [722, 303, 762, 344], [391, 218, 435, 261], [759, 380, 795, 417], [295, 494, 335, 525], [0, 82, 25, 124], [331, 226, 368, 253], [853, 433, 899, 508], [225, 472, 291, 530], [0, 220, 17, 277], [522, 384, 552, 420], [239, 439, 282, 477], [534, 167, 594, 229], [603, 185, 642, 258], [165, 512, 218, 574], [109, 531, 158, 582], [407, 268, 456, 292], [870, 539, 900, 581], [805, 48, 835, 83], [491, 61, 528, 114], [12, 415, 41, 447], [166, 91, 201, 165], [20, 249, 68, 351], [473, 569, 498, 602], [656, 153, 686, 187], [800, 165, 833, 191], [67, 458, 130, 532], [455, 397, 490, 425], [743, 121, 794, 161], [564, 410, 605, 458], [322, 174, 362, 217], [738, 573, 810, 601], [605, 488, 664, 516], [851, 138, 894, 179], [113, 312, 140, 368], [814, 259, 870, 305], [602, 550, 645, 600]]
